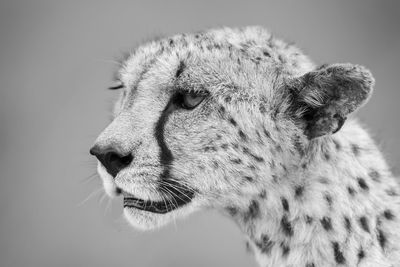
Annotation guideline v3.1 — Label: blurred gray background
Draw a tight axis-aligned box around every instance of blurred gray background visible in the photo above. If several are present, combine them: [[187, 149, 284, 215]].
[[0, 0, 399, 266]]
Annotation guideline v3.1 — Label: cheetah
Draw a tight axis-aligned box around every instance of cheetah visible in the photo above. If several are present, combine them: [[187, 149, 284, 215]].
[[90, 26, 400, 267]]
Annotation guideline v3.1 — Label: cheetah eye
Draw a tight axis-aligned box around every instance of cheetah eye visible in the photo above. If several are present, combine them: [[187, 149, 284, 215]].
[[108, 81, 124, 90], [177, 91, 208, 110]]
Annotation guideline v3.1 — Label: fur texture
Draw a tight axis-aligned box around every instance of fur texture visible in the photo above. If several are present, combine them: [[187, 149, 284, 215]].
[[91, 26, 400, 267]]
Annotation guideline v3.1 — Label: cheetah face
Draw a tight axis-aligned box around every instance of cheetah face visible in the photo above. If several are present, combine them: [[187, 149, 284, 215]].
[[92, 63, 263, 230], [90, 27, 373, 230], [90, 29, 291, 230]]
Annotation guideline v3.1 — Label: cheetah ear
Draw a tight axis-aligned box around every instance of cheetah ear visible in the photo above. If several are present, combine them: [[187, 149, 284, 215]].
[[287, 63, 374, 139]]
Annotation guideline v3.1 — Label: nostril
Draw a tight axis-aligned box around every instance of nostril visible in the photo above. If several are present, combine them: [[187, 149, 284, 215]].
[[106, 152, 133, 170], [104, 152, 133, 177], [89, 145, 133, 177]]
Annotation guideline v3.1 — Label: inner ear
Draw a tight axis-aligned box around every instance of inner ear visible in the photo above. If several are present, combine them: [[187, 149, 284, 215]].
[[287, 63, 374, 139]]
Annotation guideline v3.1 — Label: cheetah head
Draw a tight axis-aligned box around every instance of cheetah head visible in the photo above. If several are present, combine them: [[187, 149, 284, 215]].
[[90, 27, 374, 230]]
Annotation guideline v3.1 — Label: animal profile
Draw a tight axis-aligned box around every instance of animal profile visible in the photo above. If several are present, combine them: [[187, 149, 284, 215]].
[[90, 26, 400, 267]]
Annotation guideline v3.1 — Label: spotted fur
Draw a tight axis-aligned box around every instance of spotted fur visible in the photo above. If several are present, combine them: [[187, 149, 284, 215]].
[[91, 26, 400, 267]]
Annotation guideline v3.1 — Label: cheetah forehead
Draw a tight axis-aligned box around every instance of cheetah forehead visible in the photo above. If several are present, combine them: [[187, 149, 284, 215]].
[[118, 26, 315, 97]]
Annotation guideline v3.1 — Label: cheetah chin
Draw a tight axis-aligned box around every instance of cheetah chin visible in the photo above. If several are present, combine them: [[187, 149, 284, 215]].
[[119, 180, 196, 230]]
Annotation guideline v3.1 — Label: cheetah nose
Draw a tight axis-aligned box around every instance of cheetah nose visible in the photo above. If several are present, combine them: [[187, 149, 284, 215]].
[[90, 145, 133, 177]]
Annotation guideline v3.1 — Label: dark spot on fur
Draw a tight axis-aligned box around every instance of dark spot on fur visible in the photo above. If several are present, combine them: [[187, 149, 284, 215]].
[[325, 194, 333, 207], [357, 248, 365, 262], [226, 206, 238, 216], [321, 217, 333, 231], [204, 146, 217, 152], [230, 158, 242, 164], [306, 263, 315, 267], [175, 60, 185, 78], [357, 178, 369, 191], [259, 190, 267, 199], [221, 143, 229, 150], [347, 186, 356, 196], [377, 229, 387, 249], [229, 117, 237, 126], [244, 176, 254, 182], [263, 51, 271, 57], [386, 188, 398, 196], [383, 209, 395, 220], [213, 161, 219, 169], [305, 215, 314, 224], [295, 185, 304, 198], [255, 234, 274, 254], [225, 96, 232, 103], [281, 243, 290, 257], [332, 242, 346, 264], [255, 130, 263, 143], [369, 169, 381, 182], [218, 105, 226, 114], [252, 154, 264, 162], [244, 200, 260, 222], [276, 144, 283, 153], [333, 139, 341, 150], [281, 215, 293, 236], [280, 163, 287, 172], [263, 128, 271, 139], [248, 165, 256, 170], [281, 197, 289, 212], [359, 217, 370, 233], [352, 144, 361, 156], [344, 216, 352, 233], [324, 152, 331, 161], [231, 159, 242, 164], [238, 130, 247, 141], [242, 147, 264, 162]]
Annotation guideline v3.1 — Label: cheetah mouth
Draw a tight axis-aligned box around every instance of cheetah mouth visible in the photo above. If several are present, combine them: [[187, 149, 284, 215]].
[[122, 188, 195, 214]]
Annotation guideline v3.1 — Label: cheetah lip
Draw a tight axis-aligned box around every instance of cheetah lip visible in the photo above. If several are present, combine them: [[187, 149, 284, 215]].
[[122, 191, 194, 214]]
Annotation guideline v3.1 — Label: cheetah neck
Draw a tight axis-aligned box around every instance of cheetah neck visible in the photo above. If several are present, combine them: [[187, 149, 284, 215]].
[[227, 120, 400, 267]]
